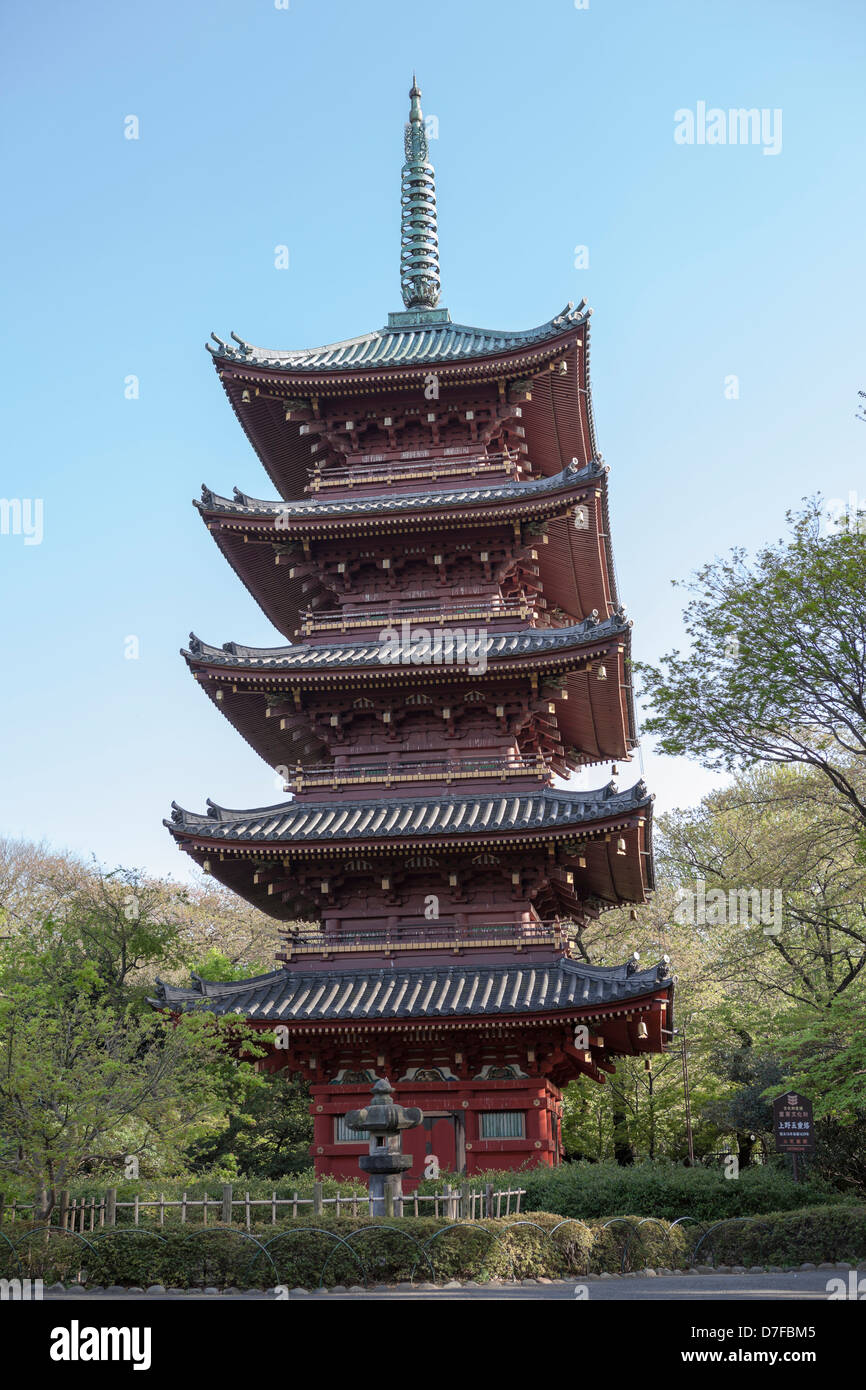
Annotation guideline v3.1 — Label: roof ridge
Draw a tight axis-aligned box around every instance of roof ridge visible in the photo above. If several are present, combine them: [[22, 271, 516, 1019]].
[[204, 300, 591, 372], [195, 458, 605, 519], [151, 948, 673, 1022], [168, 779, 651, 828], [181, 610, 631, 666]]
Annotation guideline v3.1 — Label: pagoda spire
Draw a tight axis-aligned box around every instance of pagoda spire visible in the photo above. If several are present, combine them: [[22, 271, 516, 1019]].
[[400, 75, 441, 310]]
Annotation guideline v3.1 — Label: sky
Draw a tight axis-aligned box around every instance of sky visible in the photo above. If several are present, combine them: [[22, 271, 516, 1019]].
[[1, 0, 863, 881]]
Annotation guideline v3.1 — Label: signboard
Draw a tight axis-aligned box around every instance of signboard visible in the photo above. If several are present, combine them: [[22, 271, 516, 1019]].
[[772, 1091, 815, 1154]]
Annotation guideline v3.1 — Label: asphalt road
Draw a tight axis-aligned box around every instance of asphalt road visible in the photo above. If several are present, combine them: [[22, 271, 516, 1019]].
[[41, 1271, 850, 1300]]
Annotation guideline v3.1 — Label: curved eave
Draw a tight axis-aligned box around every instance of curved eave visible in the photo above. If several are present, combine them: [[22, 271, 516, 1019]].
[[151, 957, 672, 1035], [198, 459, 603, 522], [166, 793, 653, 922], [184, 616, 630, 670], [209, 315, 598, 505], [183, 622, 637, 772], [207, 303, 589, 377], [195, 464, 615, 637]]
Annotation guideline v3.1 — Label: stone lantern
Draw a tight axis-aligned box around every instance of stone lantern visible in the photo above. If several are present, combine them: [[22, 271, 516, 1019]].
[[345, 1077, 423, 1215]]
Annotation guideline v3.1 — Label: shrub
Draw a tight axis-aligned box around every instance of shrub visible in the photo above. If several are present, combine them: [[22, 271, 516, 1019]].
[[2, 1215, 584, 1288], [513, 1160, 843, 1222], [705, 1205, 866, 1267], [4, 1205, 860, 1287]]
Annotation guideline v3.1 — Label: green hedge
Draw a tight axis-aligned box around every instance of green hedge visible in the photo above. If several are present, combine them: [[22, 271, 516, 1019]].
[[0, 1213, 651, 1286], [706, 1205, 866, 1267], [512, 1161, 844, 1222], [5, 1206, 862, 1287]]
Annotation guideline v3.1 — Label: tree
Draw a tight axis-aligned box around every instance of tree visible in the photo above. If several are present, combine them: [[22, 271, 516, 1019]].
[[660, 765, 866, 1012], [638, 499, 866, 840], [655, 766, 866, 1167], [774, 992, 866, 1118], [559, 883, 727, 1163], [0, 835, 300, 1009], [0, 892, 269, 1207], [0, 977, 265, 1210], [185, 1072, 313, 1179], [702, 1029, 784, 1167]]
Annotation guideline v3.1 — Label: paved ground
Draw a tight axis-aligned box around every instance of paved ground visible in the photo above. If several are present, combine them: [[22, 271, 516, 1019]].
[[41, 1271, 848, 1300]]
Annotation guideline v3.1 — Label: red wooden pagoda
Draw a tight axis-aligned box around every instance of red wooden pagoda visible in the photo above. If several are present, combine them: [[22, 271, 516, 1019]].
[[156, 81, 672, 1182]]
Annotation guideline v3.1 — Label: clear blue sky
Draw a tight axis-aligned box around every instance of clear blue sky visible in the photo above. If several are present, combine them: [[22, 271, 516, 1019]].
[[1, 0, 863, 880]]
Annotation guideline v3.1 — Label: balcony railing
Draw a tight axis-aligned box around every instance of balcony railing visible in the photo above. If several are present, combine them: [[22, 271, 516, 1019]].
[[306, 450, 522, 492], [299, 597, 534, 637], [278, 918, 579, 960], [288, 755, 550, 792]]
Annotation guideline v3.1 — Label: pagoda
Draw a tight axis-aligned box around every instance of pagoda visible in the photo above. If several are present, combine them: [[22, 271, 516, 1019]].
[[155, 80, 672, 1181]]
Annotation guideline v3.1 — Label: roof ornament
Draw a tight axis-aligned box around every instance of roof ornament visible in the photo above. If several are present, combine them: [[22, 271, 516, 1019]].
[[400, 76, 441, 310]]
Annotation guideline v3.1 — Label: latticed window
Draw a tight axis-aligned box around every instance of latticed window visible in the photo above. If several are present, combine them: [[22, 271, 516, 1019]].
[[479, 1111, 525, 1139], [334, 1115, 363, 1143]]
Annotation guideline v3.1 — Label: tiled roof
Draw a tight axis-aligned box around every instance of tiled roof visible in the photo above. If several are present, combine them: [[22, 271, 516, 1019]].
[[152, 955, 670, 1023], [167, 781, 652, 844], [197, 459, 603, 520], [183, 613, 630, 671], [206, 302, 589, 374]]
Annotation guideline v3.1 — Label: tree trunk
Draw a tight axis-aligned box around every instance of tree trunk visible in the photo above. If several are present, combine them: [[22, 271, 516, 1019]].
[[737, 1130, 755, 1169], [612, 1106, 635, 1166]]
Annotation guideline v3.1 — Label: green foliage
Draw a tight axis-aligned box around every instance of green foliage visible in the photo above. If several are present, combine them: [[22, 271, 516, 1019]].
[[187, 949, 266, 983], [774, 995, 866, 1116], [638, 498, 866, 835], [0, 913, 268, 1200], [46, 1169, 358, 1213], [513, 1161, 844, 1222], [184, 1072, 313, 1179], [708, 1205, 866, 1267], [2, 1214, 584, 1287], [649, 764, 866, 1175], [5, 1205, 862, 1287], [812, 1113, 866, 1194], [28, 866, 188, 1013]]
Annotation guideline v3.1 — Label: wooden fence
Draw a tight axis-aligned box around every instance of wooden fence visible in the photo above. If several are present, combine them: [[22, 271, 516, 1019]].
[[0, 1183, 524, 1230]]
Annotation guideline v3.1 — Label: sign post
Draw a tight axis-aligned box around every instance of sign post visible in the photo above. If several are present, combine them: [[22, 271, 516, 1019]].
[[772, 1091, 815, 1182]]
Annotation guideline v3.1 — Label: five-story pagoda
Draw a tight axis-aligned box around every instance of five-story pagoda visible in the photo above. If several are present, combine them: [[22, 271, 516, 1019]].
[[156, 81, 672, 1182]]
